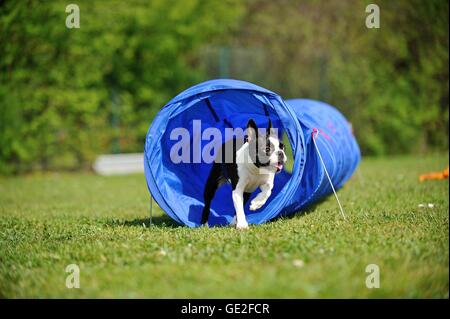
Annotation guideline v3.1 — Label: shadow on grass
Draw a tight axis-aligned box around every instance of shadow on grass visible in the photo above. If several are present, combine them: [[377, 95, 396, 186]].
[[106, 215, 181, 229], [275, 198, 326, 222], [106, 199, 324, 230]]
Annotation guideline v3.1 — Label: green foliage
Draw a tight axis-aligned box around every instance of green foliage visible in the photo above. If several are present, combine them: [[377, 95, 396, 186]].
[[0, 0, 448, 173], [0, 0, 244, 173], [0, 154, 448, 297], [224, 0, 449, 155]]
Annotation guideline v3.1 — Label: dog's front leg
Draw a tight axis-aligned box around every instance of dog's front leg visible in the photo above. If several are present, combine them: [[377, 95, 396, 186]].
[[232, 186, 248, 230], [249, 183, 273, 211]]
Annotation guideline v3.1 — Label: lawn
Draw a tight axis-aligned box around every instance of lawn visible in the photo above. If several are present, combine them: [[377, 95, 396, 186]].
[[0, 154, 448, 298]]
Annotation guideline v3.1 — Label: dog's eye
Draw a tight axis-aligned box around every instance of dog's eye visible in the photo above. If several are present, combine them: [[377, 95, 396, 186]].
[[265, 146, 271, 154], [279, 142, 284, 150]]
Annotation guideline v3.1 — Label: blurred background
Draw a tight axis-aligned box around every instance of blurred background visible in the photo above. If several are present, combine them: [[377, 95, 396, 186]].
[[0, 0, 448, 174]]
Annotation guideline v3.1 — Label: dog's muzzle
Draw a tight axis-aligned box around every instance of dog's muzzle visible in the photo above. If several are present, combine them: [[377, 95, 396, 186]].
[[274, 151, 286, 173]]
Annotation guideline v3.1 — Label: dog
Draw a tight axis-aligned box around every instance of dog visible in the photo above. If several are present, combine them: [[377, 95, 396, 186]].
[[201, 119, 287, 229]]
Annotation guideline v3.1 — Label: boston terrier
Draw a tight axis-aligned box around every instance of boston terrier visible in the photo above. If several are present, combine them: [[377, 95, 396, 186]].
[[201, 119, 287, 229]]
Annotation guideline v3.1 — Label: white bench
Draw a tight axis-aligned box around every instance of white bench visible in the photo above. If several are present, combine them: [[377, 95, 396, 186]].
[[93, 153, 144, 176]]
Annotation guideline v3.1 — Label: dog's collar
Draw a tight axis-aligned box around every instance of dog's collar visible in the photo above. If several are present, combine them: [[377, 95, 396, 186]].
[[253, 159, 270, 168]]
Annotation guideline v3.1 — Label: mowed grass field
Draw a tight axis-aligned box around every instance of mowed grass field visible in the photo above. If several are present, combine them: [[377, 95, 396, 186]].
[[0, 154, 448, 298]]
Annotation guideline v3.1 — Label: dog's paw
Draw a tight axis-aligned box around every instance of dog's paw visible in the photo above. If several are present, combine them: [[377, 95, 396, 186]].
[[235, 221, 249, 230], [249, 200, 264, 211]]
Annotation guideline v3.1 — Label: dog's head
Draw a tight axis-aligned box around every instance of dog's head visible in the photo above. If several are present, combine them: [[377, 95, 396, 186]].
[[246, 119, 287, 173]]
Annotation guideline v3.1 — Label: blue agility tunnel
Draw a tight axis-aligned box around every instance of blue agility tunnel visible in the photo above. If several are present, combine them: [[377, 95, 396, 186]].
[[144, 79, 360, 227]]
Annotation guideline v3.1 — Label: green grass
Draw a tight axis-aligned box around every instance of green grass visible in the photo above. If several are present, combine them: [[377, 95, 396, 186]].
[[0, 154, 448, 298]]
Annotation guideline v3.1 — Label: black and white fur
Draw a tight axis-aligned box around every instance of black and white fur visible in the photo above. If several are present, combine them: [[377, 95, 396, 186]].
[[201, 119, 287, 229]]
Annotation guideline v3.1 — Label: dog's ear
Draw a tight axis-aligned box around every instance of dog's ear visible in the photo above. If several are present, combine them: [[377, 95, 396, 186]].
[[267, 119, 273, 137], [246, 119, 258, 142]]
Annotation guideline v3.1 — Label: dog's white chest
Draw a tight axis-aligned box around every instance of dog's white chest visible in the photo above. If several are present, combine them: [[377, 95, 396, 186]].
[[235, 143, 275, 193], [243, 175, 268, 192], [237, 166, 272, 192]]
